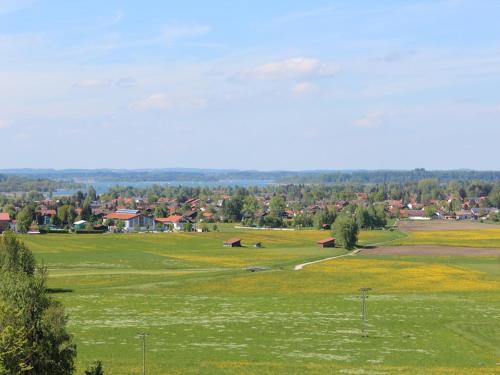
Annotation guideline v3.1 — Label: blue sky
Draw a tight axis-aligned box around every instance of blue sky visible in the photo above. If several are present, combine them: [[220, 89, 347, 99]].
[[0, 0, 499, 170]]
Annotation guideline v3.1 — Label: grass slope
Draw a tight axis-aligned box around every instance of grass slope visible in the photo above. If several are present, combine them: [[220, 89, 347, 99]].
[[18, 228, 500, 374]]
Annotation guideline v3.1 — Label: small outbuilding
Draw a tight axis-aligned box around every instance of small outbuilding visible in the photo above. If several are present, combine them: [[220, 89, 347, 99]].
[[224, 238, 242, 247], [317, 237, 336, 248], [73, 220, 88, 230]]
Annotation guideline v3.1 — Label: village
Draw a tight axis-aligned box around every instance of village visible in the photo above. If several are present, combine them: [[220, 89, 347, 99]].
[[1, 184, 499, 235]]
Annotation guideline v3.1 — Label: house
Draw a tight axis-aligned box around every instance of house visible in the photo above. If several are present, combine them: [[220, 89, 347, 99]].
[[436, 211, 455, 220], [471, 207, 498, 220], [0, 213, 11, 233], [38, 208, 56, 225], [73, 220, 87, 230], [405, 210, 429, 220], [155, 215, 190, 231], [201, 212, 214, 222], [387, 200, 404, 209], [407, 203, 423, 210], [103, 209, 154, 232], [224, 238, 242, 247], [455, 210, 472, 220], [317, 237, 336, 248]]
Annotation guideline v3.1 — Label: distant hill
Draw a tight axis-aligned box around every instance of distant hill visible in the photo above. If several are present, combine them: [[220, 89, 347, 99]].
[[0, 168, 499, 186]]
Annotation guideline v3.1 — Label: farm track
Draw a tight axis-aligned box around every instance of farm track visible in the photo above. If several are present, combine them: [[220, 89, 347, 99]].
[[294, 250, 359, 270]]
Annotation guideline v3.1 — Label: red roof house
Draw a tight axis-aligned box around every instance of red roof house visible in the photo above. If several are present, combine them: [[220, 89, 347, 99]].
[[0, 213, 12, 233]]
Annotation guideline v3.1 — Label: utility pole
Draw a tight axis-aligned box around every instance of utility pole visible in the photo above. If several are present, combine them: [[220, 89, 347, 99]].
[[137, 332, 149, 375], [359, 287, 372, 337]]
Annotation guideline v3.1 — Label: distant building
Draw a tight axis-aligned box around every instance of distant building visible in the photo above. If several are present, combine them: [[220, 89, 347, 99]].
[[0, 213, 11, 233], [103, 209, 154, 232], [224, 238, 242, 247], [405, 210, 430, 221], [39, 209, 56, 225], [317, 237, 336, 248], [455, 210, 472, 220], [73, 220, 87, 230], [155, 215, 190, 231]]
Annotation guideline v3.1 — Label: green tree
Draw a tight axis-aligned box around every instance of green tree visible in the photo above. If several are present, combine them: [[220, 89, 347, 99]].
[[332, 214, 359, 250], [116, 220, 125, 232], [269, 196, 286, 219], [0, 232, 35, 275], [80, 202, 92, 221], [57, 205, 76, 226], [425, 206, 437, 218], [87, 186, 97, 201], [15, 206, 35, 234], [0, 232, 76, 374], [242, 196, 259, 220], [355, 206, 370, 229], [154, 206, 167, 218], [314, 208, 337, 229], [221, 196, 244, 222]]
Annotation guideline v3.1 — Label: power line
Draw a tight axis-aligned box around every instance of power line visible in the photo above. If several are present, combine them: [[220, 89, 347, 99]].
[[359, 287, 372, 337], [137, 332, 149, 375]]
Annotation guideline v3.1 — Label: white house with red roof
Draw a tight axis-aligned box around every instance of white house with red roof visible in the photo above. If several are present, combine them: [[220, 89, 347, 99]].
[[103, 209, 154, 232], [155, 215, 190, 231]]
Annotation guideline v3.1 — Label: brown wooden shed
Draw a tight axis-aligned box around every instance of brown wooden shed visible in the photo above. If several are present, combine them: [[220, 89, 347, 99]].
[[317, 237, 336, 248], [223, 238, 242, 247]]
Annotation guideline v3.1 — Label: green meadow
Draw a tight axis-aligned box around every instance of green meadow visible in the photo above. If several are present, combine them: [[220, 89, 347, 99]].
[[20, 228, 500, 374]]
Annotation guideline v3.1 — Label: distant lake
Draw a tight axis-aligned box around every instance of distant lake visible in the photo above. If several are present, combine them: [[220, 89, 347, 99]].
[[51, 180, 275, 196]]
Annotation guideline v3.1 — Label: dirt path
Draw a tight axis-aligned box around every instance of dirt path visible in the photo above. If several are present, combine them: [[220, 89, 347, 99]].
[[293, 250, 360, 270]]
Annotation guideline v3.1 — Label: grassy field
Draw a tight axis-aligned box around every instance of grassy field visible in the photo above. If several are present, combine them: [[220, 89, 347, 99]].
[[395, 228, 500, 248], [19, 227, 500, 374]]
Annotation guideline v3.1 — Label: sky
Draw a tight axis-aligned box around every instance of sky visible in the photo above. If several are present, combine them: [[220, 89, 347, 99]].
[[0, 0, 499, 170]]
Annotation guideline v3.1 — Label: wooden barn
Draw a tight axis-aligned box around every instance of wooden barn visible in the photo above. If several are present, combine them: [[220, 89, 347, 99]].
[[223, 238, 242, 247], [317, 237, 336, 248]]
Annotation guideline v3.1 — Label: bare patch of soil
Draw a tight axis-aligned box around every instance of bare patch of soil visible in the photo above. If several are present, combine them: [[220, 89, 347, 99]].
[[361, 245, 500, 256], [397, 220, 498, 232]]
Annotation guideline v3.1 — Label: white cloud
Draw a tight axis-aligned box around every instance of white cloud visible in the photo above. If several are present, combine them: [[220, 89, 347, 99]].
[[73, 77, 137, 88], [292, 81, 316, 96], [354, 110, 385, 128], [163, 24, 211, 45], [115, 77, 137, 87], [131, 93, 173, 111], [130, 94, 207, 111], [242, 57, 339, 79], [73, 79, 112, 88], [0, 120, 9, 129]]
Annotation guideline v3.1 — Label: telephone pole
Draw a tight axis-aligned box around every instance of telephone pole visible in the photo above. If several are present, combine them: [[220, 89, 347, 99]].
[[137, 332, 149, 375], [359, 287, 372, 337]]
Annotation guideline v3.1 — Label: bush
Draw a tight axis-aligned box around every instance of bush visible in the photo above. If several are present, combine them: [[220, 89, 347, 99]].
[[85, 360, 104, 375]]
